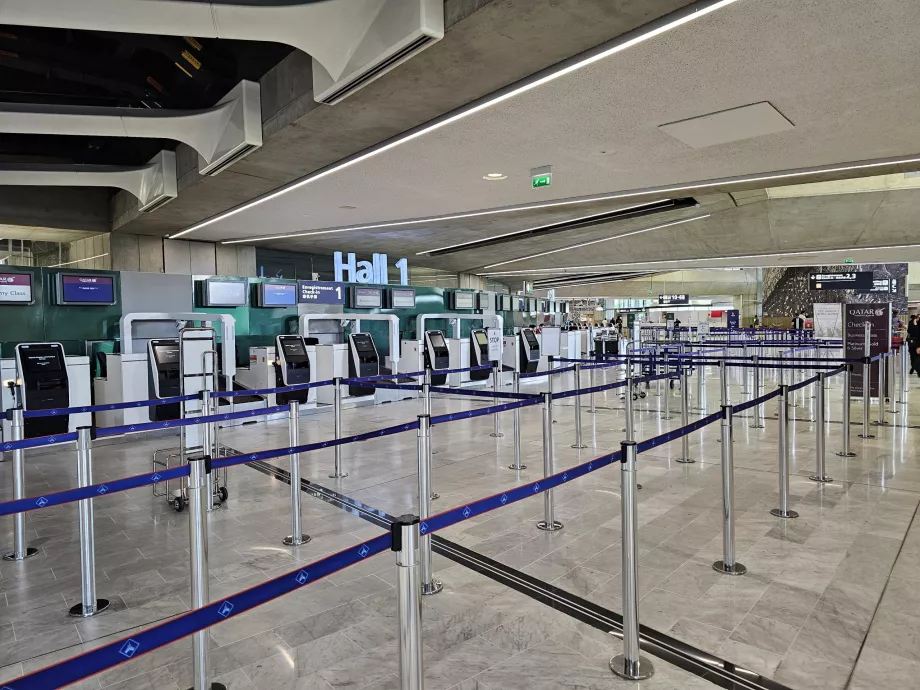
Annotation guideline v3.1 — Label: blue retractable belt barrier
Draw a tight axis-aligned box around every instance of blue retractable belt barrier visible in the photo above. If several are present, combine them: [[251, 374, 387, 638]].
[[95, 405, 289, 438], [553, 378, 627, 400], [636, 411, 725, 454], [340, 371, 422, 384], [21, 394, 199, 419], [729, 389, 783, 415], [0, 431, 77, 453], [429, 397, 542, 426], [427, 387, 538, 401], [788, 374, 821, 392], [215, 379, 336, 398], [354, 382, 423, 392], [7, 532, 392, 690]]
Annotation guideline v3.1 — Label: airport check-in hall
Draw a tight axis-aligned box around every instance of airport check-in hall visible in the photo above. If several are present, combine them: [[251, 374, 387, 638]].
[[1, 1, 920, 689]]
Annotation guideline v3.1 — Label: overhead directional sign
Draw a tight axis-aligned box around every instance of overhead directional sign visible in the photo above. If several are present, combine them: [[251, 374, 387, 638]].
[[658, 294, 689, 306], [298, 281, 345, 304], [809, 272, 872, 290]]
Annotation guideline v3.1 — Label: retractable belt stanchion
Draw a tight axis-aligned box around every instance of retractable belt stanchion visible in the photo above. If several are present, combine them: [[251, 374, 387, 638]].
[[717, 360, 728, 442], [422, 368, 431, 417], [714, 405, 746, 575], [490, 364, 503, 438], [696, 355, 705, 411], [751, 355, 765, 428], [899, 344, 909, 405], [770, 386, 798, 519], [3, 408, 38, 561], [809, 372, 832, 483], [537, 392, 563, 532], [510, 372, 525, 470], [610, 441, 653, 681], [887, 350, 896, 413], [676, 367, 694, 464], [624, 365, 635, 440], [416, 415, 442, 595], [741, 344, 749, 395], [394, 516, 424, 690], [69, 427, 110, 618], [284, 401, 310, 546], [837, 364, 857, 457], [874, 354, 889, 427], [661, 353, 673, 421], [589, 365, 596, 414], [654, 347, 662, 397], [859, 324, 875, 439], [331, 377, 348, 478], [201, 389, 216, 512], [572, 363, 587, 449], [187, 454, 223, 690]]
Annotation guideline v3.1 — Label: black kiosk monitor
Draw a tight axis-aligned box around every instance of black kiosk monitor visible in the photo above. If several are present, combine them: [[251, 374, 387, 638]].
[[348, 333, 379, 397], [519, 328, 540, 373], [147, 339, 181, 421], [15, 343, 69, 438], [275, 335, 311, 405], [469, 329, 491, 381], [423, 330, 450, 385]]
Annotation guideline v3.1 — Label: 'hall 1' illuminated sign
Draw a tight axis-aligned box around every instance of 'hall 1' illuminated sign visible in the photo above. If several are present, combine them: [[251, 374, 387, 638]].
[[334, 252, 408, 285]]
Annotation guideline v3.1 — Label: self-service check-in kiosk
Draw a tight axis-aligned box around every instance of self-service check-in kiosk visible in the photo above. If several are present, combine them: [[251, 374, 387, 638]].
[[469, 329, 491, 381], [424, 330, 450, 385], [275, 335, 311, 405], [519, 328, 540, 373], [348, 333, 379, 397], [15, 343, 69, 438], [147, 339, 181, 422]]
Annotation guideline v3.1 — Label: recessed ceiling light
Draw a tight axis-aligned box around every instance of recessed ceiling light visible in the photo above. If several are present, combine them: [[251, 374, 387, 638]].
[[483, 173, 507, 181]]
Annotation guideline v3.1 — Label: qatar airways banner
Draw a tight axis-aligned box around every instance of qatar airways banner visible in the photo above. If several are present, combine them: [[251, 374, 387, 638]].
[[844, 303, 890, 397], [0, 273, 32, 304]]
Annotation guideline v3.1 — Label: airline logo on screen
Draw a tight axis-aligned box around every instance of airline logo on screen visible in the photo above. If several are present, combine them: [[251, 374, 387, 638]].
[[0, 274, 32, 302], [334, 252, 408, 285]]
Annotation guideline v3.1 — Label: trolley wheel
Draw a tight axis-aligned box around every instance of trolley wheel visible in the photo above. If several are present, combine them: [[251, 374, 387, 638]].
[[173, 497, 184, 513], [218, 487, 229, 503], [669, 380, 675, 390], [632, 393, 639, 401], [639, 391, 647, 399]]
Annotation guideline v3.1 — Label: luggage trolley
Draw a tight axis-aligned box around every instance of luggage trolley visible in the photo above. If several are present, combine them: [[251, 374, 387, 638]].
[[151, 327, 229, 511]]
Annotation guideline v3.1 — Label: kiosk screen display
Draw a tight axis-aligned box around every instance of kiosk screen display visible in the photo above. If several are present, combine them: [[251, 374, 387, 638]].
[[352, 288, 383, 308], [58, 274, 115, 305], [524, 330, 539, 349], [428, 333, 447, 349], [204, 279, 247, 307], [453, 292, 475, 309], [474, 331, 488, 346], [21, 348, 62, 372], [390, 288, 416, 308], [281, 339, 307, 358], [259, 282, 297, 307], [0, 273, 32, 303], [153, 345, 179, 365], [353, 336, 377, 354]]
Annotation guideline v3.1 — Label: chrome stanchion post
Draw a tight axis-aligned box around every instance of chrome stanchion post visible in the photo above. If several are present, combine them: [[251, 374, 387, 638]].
[[422, 368, 431, 418], [661, 353, 673, 421], [200, 389, 216, 512], [187, 454, 223, 690], [741, 344, 749, 394], [770, 386, 798, 519], [676, 367, 694, 464], [416, 415, 442, 595], [394, 516, 424, 690], [490, 364, 503, 438], [610, 441, 654, 681], [331, 377, 349, 478], [283, 401, 310, 546], [572, 363, 587, 449], [3, 408, 38, 561], [809, 373, 832, 483], [751, 355, 765, 428], [887, 350, 896, 412], [874, 354, 888, 427], [624, 365, 635, 441], [837, 364, 857, 456], [714, 405, 746, 575], [899, 344, 909, 404], [510, 372, 525, 470], [696, 354, 706, 411], [589, 364, 596, 414], [858, 355, 874, 439], [69, 427, 110, 618], [654, 347, 662, 397], [537, 392, 563, 531]]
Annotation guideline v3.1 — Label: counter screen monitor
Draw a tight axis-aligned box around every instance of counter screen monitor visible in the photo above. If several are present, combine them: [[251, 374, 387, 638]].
[[516, 297, 526, 311], [477, 293, 494, 311], [428, 332, 447, 349], [203, 279, 248, 307], [153, 344, 180, 365], [56, 273, 115, 305], [500, 294, 513, 311], [523, 330, 539, 349], [526, 298, 537, 312], [351, 287, 383, 309], [452, 292, 475, 310], [280, 338, 307, 358], [258, 282, 297, 307], [389, 288, 416, 308], [0, 272, 33, 304], [21, 346, 63, 373], [474, 331, 488, 346]]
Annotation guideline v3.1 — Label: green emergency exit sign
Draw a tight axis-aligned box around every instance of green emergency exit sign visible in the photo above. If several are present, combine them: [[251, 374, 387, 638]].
[[844, 259, 854, 264], [532, 173, 552, 189]]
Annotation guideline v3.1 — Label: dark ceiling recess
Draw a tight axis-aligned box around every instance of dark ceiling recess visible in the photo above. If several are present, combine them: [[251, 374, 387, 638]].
[[0, 25, 292, 166], [426, 198, 699, 258]]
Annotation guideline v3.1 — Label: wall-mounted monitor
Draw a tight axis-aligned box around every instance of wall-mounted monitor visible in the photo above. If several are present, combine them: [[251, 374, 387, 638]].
[[387, 287, 416, 309], [527, 298, 537, 312], [500, 294, 513, 312], [200, 278, 248, 307], [536, 299, 547, 312], [477, 292, 494, 311], [350, 286, 383, 309], [0, 272, 33, 304], [515, 297, 526, 311], [257, 281, 297, 307], [451, 291, 476, 310], [55, 273, 116, 305]]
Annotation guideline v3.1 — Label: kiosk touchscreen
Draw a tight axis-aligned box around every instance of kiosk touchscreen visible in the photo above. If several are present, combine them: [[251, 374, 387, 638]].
[[348, 333, 380, 397], [423, 330, 450, 385], [15, 343, 69, 438], [147, 339, 181, 421], [469, 329, 491, 381], [519, 328, 540, 373], [275, 335, 311, 405]]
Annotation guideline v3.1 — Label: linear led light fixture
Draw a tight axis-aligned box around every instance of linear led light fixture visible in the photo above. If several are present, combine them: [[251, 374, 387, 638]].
[[176, 0, 743, 239], [480, 214, 709, 269], [50, 253, 110, 268]]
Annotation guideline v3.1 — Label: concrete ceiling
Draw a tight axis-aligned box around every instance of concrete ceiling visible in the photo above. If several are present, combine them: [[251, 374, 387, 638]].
[[549, 269, 759, 299]]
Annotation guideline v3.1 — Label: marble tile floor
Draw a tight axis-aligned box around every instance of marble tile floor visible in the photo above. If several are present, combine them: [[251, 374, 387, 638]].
[[0, 364, 918, 688]]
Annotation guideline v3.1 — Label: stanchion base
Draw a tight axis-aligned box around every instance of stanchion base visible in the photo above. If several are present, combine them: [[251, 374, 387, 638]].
[[329, 472, 349, 479], [69, 599, 110, 618], [871, 421, 891, 427], [421, 580, 443, 596], [675, 457, 695, 464], [750, 424, 765, 429], [490, 433, 505, 438], [660, 415, 673, 421], [836, 451, 857, 457], [186, 684, 226, 690], [857, 434, 876, 439], [3, 547, 38, 561], [508, 464, 528, 470], [537, 520, 564, 532], [610, 655, 654, 681], [712, 560, 747, 576], [809, 475, 833, 483], [283, 535, 311, 546], [770, 508, 799, 519], [571, 443, 588, 449], [430, 492, 440, 500]]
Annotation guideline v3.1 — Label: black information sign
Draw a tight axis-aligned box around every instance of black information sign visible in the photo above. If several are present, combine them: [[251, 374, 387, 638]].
[[809, 272, 872, 291], [658, 294, 689, 306], [844, 303, 890, 397]]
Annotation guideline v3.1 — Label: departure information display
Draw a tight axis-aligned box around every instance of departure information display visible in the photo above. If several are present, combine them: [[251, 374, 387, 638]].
[[389, 288, 416, 308], [351, 287, 383, 308], [452, 292, 475, 309], [0, 273, 32, 303], [58, 274, 115, 305], [809, 272, 872, 291], [203, 279, 247, 307], [659, 294, 689, 305], [259, 282, 297, 307]]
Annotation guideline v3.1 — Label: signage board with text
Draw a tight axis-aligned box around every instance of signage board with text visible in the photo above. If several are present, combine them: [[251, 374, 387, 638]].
[[844, 303, 890, 397], [809, 272, 872, 291], [0, 273, 32, 304], [298, 281, 346, 305], [659, 294, 689, 306]]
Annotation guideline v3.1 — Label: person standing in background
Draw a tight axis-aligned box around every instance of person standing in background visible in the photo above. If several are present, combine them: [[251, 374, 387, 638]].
[[908, 313, 920, 375], [794, 311, 807, 330]]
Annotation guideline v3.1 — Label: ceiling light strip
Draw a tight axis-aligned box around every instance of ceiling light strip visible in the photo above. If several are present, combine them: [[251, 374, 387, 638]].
[[50, 253, 110, 268], [480, 214, 709, 269], [174, 0, 743, 240]]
